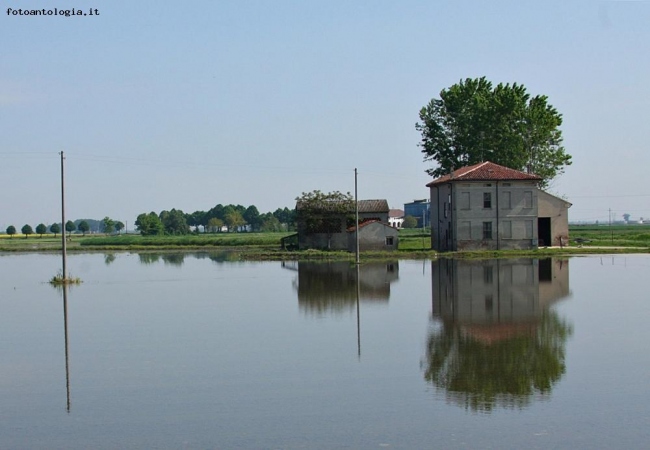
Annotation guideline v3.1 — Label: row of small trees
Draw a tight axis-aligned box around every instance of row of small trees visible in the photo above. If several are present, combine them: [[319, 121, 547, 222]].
[[4, 217, 125, 238], [135, 205, 297, 236], [5, 221, 74, 238]]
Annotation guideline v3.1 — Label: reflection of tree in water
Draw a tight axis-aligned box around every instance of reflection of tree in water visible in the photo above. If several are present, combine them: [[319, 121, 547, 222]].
[[423, 310, 572, 412], [136, 253, 185, 266], [138, 253, 160, 265], [104, 253, 116, 265], [161, 253, 185, 266], [137, 251, 240, 266]]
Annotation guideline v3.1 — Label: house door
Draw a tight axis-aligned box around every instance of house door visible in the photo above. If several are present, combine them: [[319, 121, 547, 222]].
[[538, 217, 551, 247]]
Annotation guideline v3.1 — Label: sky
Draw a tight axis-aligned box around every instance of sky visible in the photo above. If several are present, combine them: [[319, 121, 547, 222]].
[[1, 0, 649, 229]]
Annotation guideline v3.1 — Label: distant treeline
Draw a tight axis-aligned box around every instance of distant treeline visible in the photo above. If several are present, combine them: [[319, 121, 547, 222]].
[[3, 218, 121, 237], [134, 204, 296, 236], [2, 205, 296, 237]]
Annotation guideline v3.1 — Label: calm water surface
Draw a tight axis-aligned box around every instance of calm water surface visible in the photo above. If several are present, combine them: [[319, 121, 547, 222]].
[[1, 253, 649, 449]]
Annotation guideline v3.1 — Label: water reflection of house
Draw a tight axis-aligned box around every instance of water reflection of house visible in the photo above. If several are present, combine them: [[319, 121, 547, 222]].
[[432, 258, 570, 328], [282, 261, 399, 313], [425, 258, 573, 411]]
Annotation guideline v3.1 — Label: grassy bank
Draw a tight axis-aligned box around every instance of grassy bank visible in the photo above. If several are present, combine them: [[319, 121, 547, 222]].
[[1, 227, 649, 260], [569, 224, 650, 247]]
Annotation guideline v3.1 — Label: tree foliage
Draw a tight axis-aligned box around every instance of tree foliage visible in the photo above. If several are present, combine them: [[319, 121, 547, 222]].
[[402, 215, 418, 229], [115, 221, 125, 234], [416, 77, 571, 187], [159, 209, 189, 235], [224, 210, 246, 232], [244, 205, 261, 231], [78, 220, 90, 236], [102, 217, 115, 234], [295, 190, 355, 235], [207, 217, 224, 233], [50, 223, 60, 237], [260, 215, 283, 232], [36, 223, 47, 237], [273, 207, 295, 230], [65, 220, 76, 236], [21, 224, 33, 237], [6, 225, 16, 238], [135, 212, 164, 236]]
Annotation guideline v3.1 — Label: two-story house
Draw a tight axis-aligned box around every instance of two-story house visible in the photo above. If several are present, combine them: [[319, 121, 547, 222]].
[[427, 161, 570, 251]]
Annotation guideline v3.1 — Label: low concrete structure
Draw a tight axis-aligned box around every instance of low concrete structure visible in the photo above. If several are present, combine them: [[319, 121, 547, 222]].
[[347, 220, 399, 251]]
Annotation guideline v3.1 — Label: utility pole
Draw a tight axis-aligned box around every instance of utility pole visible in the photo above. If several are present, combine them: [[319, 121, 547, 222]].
[[355, 168, 359, 265], [60, 151, 67, 280]]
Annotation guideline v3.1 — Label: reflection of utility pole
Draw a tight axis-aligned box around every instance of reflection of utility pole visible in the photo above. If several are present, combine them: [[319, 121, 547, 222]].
[[356, 264, 361, 358], [62, 285, 71, 412]]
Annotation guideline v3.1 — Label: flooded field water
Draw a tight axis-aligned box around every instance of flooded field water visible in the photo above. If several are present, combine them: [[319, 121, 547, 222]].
[[1, 253, 649, 449]]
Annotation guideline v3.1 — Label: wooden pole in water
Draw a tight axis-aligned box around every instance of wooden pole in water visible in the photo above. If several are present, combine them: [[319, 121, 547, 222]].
[[60, 151, 67, 280]]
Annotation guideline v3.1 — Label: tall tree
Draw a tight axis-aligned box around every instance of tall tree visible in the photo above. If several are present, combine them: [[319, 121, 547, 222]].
[[416, 77, 571, 187], [260, 215, 283, 232], [243, 205, 261, 231], [135, 212, 164, 236], [224, 210, 245, 232], [115, 221, 125, 234], [50, 223, 60, 238], [78, 220, 90, 236], [6, 225, 16, 238], [187, 210, 206, 233], [21, 224, 33, 238], [273, 207, 295, 231], [102, 216, 115, 234], [65, 220, 76, 237], [35, 223, 47, 237], [159, 209, 189, 235], [207, 217, 224, 233]]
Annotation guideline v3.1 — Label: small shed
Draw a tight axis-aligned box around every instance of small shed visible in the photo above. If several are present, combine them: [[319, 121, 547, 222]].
[[347, 220, 399, 251], [296, 199, 390, 250]]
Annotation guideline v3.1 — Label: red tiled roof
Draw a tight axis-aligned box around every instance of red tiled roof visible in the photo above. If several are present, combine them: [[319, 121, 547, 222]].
[[426, 161, 542, 187], [389, 209, 404, 218]]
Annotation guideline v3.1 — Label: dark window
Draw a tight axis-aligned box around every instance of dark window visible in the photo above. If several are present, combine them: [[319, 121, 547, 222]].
[[484, 266, 494, 284], [485, 295, 494, 312], [483, 192, 492, 209], [482, 221, 492, 239], [386, 236, 394, 246]]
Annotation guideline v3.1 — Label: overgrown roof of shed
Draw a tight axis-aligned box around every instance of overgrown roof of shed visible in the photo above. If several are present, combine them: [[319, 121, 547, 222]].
[[296, 199, 389, 213], [426, 161, 542, 187]]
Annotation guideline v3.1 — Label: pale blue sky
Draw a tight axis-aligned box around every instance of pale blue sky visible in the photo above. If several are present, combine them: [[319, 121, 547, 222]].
[[1, 0, 649, 228]]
